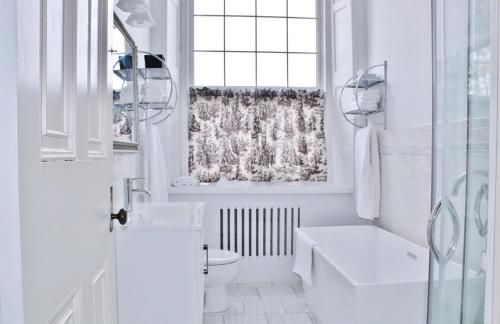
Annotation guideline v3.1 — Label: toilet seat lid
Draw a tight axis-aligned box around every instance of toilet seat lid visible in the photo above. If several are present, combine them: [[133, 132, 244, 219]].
[[207, 249, 239, 266]]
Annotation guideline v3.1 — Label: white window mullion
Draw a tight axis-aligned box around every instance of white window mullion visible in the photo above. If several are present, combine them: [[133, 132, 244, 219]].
[[255, 0, 258, 87], [192, 0, 319, 88], [286, 0, 289, 88], [223, 0, 226, 86]]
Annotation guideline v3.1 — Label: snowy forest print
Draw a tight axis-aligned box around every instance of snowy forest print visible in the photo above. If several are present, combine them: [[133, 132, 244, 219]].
[[188, 88, 327, 183]]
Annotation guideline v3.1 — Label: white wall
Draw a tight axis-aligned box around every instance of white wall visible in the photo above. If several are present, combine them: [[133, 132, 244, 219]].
[[366, 0, 433, 129], [112, 0, 180, 203], [114, 0, 151, 50], [0, 0, 24, 322], [112, 0, 434, 236], [365, 0, 433, 246], [112, 2, 152, 204], [114, 0, 434, 282], [376, 126, 432, 247], [150, 0, 182, 187]]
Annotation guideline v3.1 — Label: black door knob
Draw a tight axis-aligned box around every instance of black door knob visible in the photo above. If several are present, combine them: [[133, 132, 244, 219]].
[[111, 208, 128, 225]]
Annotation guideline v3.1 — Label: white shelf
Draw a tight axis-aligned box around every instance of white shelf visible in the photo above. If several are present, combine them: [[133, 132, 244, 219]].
[[138, 68, 172, 80], [344, 78, 384, 89]]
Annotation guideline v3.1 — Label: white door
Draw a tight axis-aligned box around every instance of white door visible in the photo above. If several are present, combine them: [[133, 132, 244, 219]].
[[16, 0, 117, 323]]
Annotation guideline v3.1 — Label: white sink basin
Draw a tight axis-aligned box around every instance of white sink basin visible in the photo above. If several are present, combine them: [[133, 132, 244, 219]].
[[121, 202, 205, 230]]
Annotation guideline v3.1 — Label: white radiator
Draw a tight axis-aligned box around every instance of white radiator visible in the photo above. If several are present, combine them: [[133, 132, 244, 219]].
[[219, 207, 301, 257]]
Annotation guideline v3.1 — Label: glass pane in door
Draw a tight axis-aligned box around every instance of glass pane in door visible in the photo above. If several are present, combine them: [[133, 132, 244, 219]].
[[462, 0, 491, 322], [428, 0, 492, 323], [428, 0, 471, 323]]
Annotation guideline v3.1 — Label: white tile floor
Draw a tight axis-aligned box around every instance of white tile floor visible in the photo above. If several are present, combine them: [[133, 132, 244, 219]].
[[203, 281, 317, 324]]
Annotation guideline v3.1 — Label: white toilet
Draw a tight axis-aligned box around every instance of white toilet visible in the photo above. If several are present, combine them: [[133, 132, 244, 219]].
[[204, 249, 240, 313]]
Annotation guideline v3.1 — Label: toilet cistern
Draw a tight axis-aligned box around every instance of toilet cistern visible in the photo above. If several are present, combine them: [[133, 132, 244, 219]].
[[124, 177, 152, 212]]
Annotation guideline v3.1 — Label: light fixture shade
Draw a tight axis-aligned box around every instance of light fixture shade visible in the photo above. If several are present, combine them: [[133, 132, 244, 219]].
[[116, 0, 149, 13], [126, 10, 156, 28]]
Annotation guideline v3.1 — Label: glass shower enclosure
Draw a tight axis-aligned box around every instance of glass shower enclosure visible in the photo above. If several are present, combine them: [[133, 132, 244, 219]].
[[427, 0, 492, 323]]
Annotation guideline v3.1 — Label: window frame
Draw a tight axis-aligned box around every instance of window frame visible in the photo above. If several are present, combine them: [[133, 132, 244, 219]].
[[188, 0, 324, 89], [178, 0, 345, 188]]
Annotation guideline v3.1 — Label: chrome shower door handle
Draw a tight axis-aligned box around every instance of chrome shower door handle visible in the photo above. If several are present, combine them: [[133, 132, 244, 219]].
[[427, 199, 442, 262], [473, 184, 488, 237], [427, 197, 461, 264]]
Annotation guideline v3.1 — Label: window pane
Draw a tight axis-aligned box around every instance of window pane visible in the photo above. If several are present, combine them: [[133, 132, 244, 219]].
[[257, 53, 287, 86], [194, 0, 224, 15], [257, 18, 286, 52], [288, 0, 316, 18], [288, 19, 317, 52], [257, 0, 286, 16], [288, 54, 317, 87], [194, 17, 224, 51], [194, 52, 224, 86], [225, 0, 255, 15], [226, 53, 256, 86], [226, 17, 255, 51]]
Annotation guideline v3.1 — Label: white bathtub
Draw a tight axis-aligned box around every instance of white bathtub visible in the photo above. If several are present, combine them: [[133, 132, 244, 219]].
[[298, 225, 429, 324]]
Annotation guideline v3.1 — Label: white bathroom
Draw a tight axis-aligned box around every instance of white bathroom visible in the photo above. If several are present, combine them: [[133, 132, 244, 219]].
[[1, 0, 500, 323]]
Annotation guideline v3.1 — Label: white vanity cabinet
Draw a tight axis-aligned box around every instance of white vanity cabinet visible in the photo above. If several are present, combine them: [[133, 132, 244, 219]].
[[115, 202, 206, 324]]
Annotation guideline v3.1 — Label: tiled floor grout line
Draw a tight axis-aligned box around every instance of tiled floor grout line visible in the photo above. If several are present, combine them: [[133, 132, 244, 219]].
[[205, 281, 314, 324]]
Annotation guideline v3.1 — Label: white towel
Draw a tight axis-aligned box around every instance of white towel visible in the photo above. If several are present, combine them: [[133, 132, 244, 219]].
[[349, 91, 381, 112], [141, 83, 163, 102], [357, 95, 380, 102], [292, 230, 318, 286], [118, 84, 134, 104], [357, 89, 381, 102], [357, 93, 381, 100], [355, 125, 381, 220], [358, 87, 381, 96]]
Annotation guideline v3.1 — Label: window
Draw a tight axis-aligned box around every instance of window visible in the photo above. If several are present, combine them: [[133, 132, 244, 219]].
[[193, 0, 318, 88]]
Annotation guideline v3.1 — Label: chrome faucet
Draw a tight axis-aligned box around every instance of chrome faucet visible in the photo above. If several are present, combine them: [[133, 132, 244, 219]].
[[124, 177, 152, 212]]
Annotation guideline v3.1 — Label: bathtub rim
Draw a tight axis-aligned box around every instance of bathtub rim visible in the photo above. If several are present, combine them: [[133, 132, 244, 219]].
[[297, 225, 430, 289]]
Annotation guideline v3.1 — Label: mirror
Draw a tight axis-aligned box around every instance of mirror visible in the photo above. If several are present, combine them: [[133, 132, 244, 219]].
[[112, 14, 139, 151]]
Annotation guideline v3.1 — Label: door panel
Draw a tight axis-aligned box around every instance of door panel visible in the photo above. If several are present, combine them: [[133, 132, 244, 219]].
[[47, 288, 82, 324], [328, 0, 357, 188], [41, 0, 76, 160], [428, 0, 492, 323], [462, 0, 491, 322], [428, 1, 469, 323], [88, 0, 106, 158], [428, 0, 468, 324], [17, 0, 117, 322]]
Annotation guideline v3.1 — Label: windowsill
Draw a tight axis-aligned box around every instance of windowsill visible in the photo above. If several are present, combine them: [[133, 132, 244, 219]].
[[168, 182, 353, 195]]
